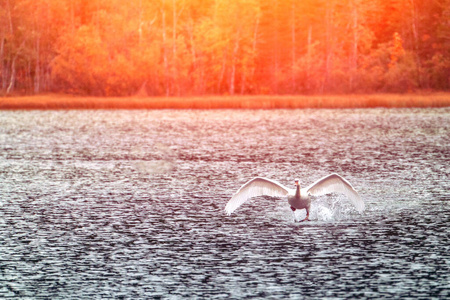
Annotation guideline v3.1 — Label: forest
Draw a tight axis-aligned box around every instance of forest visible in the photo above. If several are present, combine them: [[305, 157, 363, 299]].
[[1, 0, 449, 96]]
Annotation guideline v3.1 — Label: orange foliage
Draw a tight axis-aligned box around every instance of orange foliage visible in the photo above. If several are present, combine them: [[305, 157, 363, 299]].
[[389, 32, 405, 69], [1, 0, 449, 96]]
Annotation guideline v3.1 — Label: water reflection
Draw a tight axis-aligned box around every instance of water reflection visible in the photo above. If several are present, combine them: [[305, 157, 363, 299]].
[[0, 108, 448, 298]]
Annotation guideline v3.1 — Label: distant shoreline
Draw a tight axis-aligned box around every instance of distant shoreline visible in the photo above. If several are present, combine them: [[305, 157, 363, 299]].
[[1, 93, 449, 110]]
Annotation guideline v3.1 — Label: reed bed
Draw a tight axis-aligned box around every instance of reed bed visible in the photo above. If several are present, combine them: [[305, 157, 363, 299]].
[[1, 93, 449, 110]]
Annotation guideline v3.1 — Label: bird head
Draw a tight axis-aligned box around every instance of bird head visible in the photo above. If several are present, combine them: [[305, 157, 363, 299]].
[[294, 179, 300, 186]]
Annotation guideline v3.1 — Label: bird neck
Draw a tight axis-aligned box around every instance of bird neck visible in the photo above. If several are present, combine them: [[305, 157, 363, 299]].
[[295, 184, 300, 197]]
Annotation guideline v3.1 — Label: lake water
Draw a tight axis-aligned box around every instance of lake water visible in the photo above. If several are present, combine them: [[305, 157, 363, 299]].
[[0, 108, 449, 299]]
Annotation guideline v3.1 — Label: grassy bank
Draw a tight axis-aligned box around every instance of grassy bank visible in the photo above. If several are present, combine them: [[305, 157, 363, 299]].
[[1, 93, 449, 110]]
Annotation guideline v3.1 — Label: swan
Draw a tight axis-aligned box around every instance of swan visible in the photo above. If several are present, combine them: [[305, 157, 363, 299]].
[[225, 173, 364, 222]]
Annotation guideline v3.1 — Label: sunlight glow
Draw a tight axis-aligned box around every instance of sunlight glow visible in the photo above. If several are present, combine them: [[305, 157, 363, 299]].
[[1, 0, 448, 96]]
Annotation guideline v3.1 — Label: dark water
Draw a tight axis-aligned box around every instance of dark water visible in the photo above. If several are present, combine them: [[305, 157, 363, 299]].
[[0, 108, 449, 299]]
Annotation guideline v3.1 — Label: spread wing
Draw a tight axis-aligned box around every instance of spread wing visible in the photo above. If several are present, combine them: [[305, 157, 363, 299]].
[[306, 173, 365, 212], [225, 177, 293, 215]]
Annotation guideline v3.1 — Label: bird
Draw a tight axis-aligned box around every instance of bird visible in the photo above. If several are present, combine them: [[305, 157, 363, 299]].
[[225, 173, 364, 222]]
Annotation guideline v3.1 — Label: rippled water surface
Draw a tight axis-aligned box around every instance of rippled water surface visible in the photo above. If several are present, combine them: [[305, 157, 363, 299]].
[[0, 108, 449, 299]]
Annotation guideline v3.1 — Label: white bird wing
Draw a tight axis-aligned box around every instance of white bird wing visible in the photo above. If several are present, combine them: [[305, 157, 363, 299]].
[[225, 177, 293, 215], [306, 173, 365, 212]]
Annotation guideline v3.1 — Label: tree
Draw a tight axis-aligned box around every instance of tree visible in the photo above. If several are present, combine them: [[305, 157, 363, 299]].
[[2, 0, 449, 96]]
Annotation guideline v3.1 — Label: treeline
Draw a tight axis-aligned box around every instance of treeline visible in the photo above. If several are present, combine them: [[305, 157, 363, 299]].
[[1, 0, 449, 96]]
